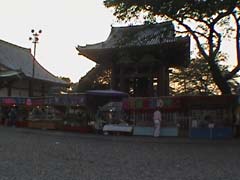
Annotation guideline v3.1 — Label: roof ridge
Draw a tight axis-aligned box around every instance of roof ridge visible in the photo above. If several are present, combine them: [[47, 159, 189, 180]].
[[110, 21, 173, 29], [0, 38, 67, 85], [0, 38, 31, 52], [31, 54, 67, 84]]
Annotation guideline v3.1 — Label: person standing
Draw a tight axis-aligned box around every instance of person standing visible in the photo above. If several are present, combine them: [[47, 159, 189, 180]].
[[153, 108, 162, 137], [8, 107, 17, 127], [234, 114, 240, 138], [234, 107, 240, 138]]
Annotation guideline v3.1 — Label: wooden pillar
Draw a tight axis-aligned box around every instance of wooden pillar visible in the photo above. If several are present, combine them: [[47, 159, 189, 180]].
[[157, 66, 169, 96], [28, 79, 33, 97], [124, 78, 129, 94], [165, 68, 170, 95], [111, 65, 117, 90], [157, 74, 161, 96], [41, 84, 45, 96], [119, 66, 127, 92], [133, 78, 137, 97], [7, 83, 11, 96], [148, 77, 154, 97]]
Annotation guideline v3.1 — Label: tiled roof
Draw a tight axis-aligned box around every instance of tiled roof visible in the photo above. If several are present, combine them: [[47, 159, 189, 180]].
[[0, 39, 66, 85], [77, 21, 190, 66], [77, 21, 180, 50], [0, 70, 23, 79]]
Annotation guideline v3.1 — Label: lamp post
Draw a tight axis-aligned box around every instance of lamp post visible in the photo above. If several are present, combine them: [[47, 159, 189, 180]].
[[29, 29, 42, 78]]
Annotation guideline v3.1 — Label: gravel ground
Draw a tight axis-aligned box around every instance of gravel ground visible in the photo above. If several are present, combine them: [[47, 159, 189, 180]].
[[0, 126, 240, 180]]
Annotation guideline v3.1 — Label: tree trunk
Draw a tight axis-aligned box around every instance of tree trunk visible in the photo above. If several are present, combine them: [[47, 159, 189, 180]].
[[208, 57, 232, 94]]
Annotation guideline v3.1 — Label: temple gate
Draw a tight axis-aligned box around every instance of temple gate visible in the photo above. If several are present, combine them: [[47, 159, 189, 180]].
[[77, 21, 190, 97]]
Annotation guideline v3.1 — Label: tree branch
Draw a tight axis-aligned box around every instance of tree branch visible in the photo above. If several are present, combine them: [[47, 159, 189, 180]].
[[212, 30, 222, 58], [224, 11, 240, 80], [232, 11, 240, 66], [174, 18, 209, 60], [225, 65, 240, 80]]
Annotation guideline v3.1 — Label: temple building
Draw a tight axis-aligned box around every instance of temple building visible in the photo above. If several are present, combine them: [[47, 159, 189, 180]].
[[0, 39, 67, 97], [77, 21, 190, 97]]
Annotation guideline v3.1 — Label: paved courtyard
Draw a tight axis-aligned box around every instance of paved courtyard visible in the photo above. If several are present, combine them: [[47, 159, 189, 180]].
[[0, 126, 239, 180]]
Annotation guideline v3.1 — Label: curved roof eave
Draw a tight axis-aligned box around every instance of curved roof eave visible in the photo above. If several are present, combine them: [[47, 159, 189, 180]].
[[0, 39, 67, 85], [77, 36, 190, 65]]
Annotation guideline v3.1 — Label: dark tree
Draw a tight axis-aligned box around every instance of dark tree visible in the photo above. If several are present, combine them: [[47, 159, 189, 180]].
[[58, 76, 73, 92], [170, 52, 239, 95], [104, 0, 239, 94], [76, 65, 111, 92]]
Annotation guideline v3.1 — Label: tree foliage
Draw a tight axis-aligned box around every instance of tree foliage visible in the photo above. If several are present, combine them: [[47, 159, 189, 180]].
[[76, 65, 111, 92], [58, 76, 73, 93], [59, 76, 71, 84], [104, 0, 240, 94], [170, 52, 239, 95]]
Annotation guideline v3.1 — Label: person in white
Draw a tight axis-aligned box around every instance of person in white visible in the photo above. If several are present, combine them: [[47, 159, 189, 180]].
[[153, 108, 162, 137]]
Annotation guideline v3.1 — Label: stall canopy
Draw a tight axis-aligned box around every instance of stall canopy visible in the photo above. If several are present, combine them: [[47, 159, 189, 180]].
[[99, 102, 123, 112], [85, 90, 128, 113], [86, 90, 128, 97]]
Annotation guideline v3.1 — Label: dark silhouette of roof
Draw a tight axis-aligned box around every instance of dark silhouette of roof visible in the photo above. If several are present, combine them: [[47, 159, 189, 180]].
[[76, 21, 190, 66], [77, 22, 176, 50]]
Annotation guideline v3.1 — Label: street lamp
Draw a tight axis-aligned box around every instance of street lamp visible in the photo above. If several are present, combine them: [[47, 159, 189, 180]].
[[29, 29, 42, 78]]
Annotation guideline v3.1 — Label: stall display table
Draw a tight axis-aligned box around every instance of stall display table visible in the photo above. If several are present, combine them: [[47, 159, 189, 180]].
[[189, 127, 233, 139], [27, 120, 57, 130], [103, 124, 133, 135], [133, 126, 178, 136]]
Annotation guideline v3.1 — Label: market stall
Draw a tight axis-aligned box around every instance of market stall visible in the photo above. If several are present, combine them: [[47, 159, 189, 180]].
[[187, 95, 236, 139], [122, 97, 184, 136], [0, 94, 92, 132], [95, 101, 133, 135], [86, 89, 128, 113], [0, 97, 31, 127], [122, 95, 238, 138], [27, 94, 92, 132], [22, 97, 60, 130]]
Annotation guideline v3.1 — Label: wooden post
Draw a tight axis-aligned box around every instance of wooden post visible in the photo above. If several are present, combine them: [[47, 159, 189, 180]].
[[119, 66, 127, 92], [157, 66, 169, 96], [148, 76, 154, 97], [7, 83, 11, 96], [111, 64, 117, 90]]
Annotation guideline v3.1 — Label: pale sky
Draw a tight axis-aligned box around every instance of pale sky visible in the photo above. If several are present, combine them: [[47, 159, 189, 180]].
[[0, 0, 115, 83], [0, 0, 237, 83]]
